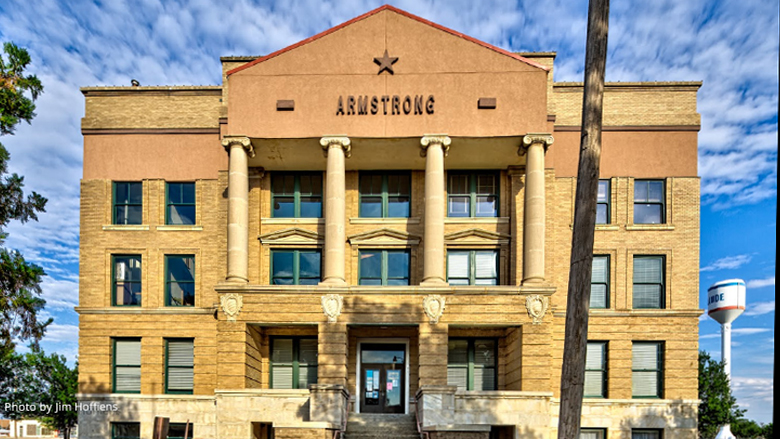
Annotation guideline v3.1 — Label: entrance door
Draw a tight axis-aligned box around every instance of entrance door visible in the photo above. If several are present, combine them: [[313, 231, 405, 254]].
[[359, 343, 405, 414]]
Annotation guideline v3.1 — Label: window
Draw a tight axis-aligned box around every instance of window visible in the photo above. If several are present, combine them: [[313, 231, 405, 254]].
[[271, 250, 321, 285], [165, 255, 195, 306], [632, 430, 662, 439], [580, 429, 606, 439], [113, 182, 142, 225], [590, 256, 609, 308], [113, 338, 141, 393], [359, 172, 411, 218], [447, 172, 498, 217], [584, 342, 607, 398], [165, 339, 194, 394], [632, 342, 663, 398], [112, 255, 141, 306], [633, 256, 665, 309], [447, 250, 498, 285], [272, 173, 323, 218], [166, 182, 195, 225], [447, 339, 496, 391], [111, 422, 140, 439], [634, 180, 665, 224], [168, 423, 194, 439], [271, 337, 318, 389], [358, 250, 410, 285], [597, 180, 610, 224]]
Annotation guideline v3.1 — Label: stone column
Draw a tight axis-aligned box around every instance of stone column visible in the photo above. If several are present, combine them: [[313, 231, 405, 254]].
[[520, 133, 553, 284], [420, 135, 451, 286], [418, 322, 448, 387], [317, 322, 348, 387], [320, 136, 351, 286], [222, 136, 254, 283]]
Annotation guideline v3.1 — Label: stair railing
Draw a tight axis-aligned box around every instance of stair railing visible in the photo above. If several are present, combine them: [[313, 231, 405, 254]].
[[414, 398, 430, 439], [333, 397, 351, 439]]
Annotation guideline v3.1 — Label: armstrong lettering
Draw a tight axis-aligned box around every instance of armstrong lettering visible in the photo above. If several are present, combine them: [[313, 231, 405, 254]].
[[336, 95, 434, 116]]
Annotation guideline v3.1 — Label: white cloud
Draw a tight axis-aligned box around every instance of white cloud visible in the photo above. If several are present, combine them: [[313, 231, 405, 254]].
[[42, 323, 79, 344], [744, 301, 775, 317], [732, 376, 774, 413], [700, 254, 752, 272], [747, 276, 775, 289], [700, 328, 771, 339]]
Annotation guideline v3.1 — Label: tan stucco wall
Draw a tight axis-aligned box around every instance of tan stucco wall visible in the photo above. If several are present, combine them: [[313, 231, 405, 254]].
[[83, 134, 227, 180]]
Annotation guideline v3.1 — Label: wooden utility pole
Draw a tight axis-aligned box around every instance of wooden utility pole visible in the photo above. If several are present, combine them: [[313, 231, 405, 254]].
[[557, 0, 609, 438]]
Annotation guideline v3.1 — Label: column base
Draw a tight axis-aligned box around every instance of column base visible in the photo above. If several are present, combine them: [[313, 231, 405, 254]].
[[318, 278, 347, 286], [521, 277, 546, 285], [225, 275, 248, 283], [421, 277, 448, 286]]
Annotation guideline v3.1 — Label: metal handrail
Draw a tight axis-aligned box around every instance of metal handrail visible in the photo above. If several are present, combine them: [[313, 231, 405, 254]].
[[414, 398, 430, 439], [333, 397, 351, 439]]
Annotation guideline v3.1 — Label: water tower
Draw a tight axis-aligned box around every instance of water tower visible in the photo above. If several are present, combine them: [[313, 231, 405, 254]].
[[707, 279, 747, 439]]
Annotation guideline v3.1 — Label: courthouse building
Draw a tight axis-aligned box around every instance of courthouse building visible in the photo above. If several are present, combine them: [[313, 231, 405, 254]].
[[76, 5, 703, 439]]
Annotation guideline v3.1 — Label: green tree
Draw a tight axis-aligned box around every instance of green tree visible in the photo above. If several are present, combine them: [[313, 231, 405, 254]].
[[0, 41, 49, 356], [698, 351, 744, 439]]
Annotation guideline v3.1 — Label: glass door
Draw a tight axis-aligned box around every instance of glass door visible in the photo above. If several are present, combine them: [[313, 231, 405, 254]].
[[359, 343, 405, 414]]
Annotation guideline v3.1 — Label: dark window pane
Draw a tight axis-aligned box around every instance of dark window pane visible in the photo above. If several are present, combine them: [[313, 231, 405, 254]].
[[647, 181, 664, 202], [169, 282, 195, 306], [299, 252, 321, 279], [272, 252, 294, 279], [359, 278, 382, 286], [387, 197, 410, 217], [168, 183, 183, 203], [115, 282, 141, 306], [274, 197, 295, 217], [273, 175, 295, 196], [448, 174, 469, 194], [169, 205, 196, 225], [386, 278, 409, 286], [448, 340, 469, 365], [634, 181, 648, 202], [112, 423, 140, 439], [167, 423, 193, 439], [474, 340, 496, 366], [299, 197, 322, 218], [299, 278, 319, 285], [116, 205, 142, 225], [387, 252, 409, 279], [168, 257, 194, 282], [634, 204, 662, 224], [127, 183, 142, 204], [359, 251, 382, 279], [115, 183, 129, 203], [360, 197, 382, 217], [476, 174, 496, 195], [274, 278, 294, 285]]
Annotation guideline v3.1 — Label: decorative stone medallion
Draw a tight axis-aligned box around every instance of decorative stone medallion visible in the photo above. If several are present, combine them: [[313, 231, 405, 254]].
[[525, 294, 549, 325], [321, 294, 344, 323], [220, 293, 243, 322], [423, 295, 446, 324]]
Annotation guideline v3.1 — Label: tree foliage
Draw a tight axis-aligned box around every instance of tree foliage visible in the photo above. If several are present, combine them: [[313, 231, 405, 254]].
[[731, 418, 773, 439], [0, 348, 78, 439], [0, 41, 49, 356], [698, 351, 744, 438]]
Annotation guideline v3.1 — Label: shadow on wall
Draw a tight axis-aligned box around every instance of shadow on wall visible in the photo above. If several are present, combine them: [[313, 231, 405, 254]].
[[618, 400, 696, 439]]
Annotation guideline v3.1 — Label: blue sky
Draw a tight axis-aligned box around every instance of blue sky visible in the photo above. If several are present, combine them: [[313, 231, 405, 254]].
[[0, 0, 776, 424]]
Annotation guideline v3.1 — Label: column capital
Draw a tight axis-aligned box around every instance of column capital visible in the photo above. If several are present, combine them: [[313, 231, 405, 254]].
[[419, 134, 451, 157], [221, 135, 255, 157], [519, 133, 554, 155], [320, 136, 351, 158]]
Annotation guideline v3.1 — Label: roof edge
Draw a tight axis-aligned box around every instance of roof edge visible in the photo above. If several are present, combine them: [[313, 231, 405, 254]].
[[555, 81, 703, 89], [226, 4, 549, 76]]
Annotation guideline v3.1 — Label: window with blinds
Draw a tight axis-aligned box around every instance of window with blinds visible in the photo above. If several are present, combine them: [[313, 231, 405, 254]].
[[632, 342, 663, 398], [584, 342, 607, 398], [271, 337, 318, 389], [166, 339, 194, 394], [633, 256, 665, 309], [590, 256, 609, 308], [632, 430, 661, 439], [113, 339, 141, 393], [580, 429, 606, 439], [447, 250, 498, 285], [447, 339, 496, 391]]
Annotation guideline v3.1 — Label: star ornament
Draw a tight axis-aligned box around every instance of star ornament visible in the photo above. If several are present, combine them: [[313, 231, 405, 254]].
[[373, 49, 399, 75]]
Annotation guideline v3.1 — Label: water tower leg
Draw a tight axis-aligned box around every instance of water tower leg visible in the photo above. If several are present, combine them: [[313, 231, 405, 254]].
[[722, 322, 732, 379]]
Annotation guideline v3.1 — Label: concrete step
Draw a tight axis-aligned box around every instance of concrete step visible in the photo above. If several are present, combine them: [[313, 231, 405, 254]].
[[345, 413, 419, 438]]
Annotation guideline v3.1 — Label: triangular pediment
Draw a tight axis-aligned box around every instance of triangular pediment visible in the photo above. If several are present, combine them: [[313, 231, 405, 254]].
[[445, 228, 510, 245], [348, 228, 420, 246], [259, 228, 322, 245], [228, 5, 547, 77]]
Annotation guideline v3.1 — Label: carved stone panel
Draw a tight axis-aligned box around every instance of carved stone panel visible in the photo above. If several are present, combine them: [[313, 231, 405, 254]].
[[220, 293, 243, 322], [321, 294, 344, 323], [525, 294, 549, 325], [423, 295, 446, 324]]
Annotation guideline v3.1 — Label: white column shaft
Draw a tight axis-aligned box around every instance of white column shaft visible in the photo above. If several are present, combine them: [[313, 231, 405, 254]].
[[421, 137, 449, 285], [321, 140, 348, 285], [523, 142, 546, 284], [227, 142, 249, 283]]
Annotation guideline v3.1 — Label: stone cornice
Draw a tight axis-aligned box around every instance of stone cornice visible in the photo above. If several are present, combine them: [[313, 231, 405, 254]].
[[320, 136, 351, 158], [419, 134, 451, 157]]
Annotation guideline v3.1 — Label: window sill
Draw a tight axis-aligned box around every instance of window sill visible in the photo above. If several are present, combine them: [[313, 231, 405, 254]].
[[156, 225, 203, 231], [595, 224, 620, 231], [261, 218, 324, 225], [349, 217, 421, 225], [445, 217, 509, 224], [102, 225, 150, 231], [626, 224, 674, 231]]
